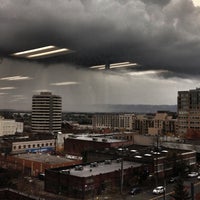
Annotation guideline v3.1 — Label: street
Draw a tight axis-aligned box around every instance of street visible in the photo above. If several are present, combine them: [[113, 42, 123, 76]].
[[95, 177, 200, 200]]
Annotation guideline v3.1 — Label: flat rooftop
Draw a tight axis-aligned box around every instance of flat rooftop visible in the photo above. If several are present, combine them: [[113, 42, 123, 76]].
[[68, 135, 125, 143], [59, 160, 141, 177], [90, 144, 195, 163], [14, 153, 74, 164], [1, 134, 55, 142]]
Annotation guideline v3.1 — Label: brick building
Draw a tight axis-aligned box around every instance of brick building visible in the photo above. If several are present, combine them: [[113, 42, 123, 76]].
[[178, 88, 200, 137], [64, 135, 132, 157], [0, 153, 81, 176], [85, 145, 196, 178], [45, 143, 196, 199], [45, 160, 142, 199]]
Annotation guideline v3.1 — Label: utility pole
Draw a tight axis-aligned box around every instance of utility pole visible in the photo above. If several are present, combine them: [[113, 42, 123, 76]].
[[120, 157, 124, 194], [155, 134, 159, 187], [191, 182, 194, 200], [163, 177, 166, 200]]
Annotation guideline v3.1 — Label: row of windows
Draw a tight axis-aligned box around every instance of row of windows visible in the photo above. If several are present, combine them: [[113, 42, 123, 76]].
[[190, 122, 200, 124], [13, 142, 55, 150], [179, 126, 188, 129], [189, 126, 200, 129], [115, 135, 133, 140]]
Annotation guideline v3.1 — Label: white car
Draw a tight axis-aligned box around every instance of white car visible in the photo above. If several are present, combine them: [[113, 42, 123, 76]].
[[153, 186, 165, 195], [188, 172, 198, 178]]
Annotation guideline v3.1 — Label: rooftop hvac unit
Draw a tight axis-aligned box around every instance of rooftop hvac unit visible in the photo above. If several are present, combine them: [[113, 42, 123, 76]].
[[61, 169, 70, 174], [75, 165, 83, 171], [90, 162, 98, 168], [104, 160, 112, 165]]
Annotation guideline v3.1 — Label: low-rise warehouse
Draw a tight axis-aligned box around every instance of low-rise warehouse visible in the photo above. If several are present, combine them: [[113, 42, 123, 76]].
[[45, 159, 142, 199], [64, 135, 132, 156], [0, 153, 82, 176]]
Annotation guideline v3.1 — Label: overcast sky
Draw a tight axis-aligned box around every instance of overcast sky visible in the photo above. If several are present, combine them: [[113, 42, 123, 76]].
[[0, 0, 200, 111]]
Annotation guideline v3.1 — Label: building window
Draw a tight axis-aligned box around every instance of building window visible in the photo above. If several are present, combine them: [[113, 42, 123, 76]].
[[33, 144, 35, 148], [50, 143, 52, 146], [23, 145, 26, 148], [46, 143, 48, 146], [13, 146, 16, 150], [28, 145, 31, 148], [37, 144, 40, 147], [42, 143, 44, 147], [19, 145, 21, 149]]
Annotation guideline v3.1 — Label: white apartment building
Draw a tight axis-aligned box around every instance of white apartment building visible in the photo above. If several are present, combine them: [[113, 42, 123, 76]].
[[92, 113, 135, 131], [0, 118, 23, 136]]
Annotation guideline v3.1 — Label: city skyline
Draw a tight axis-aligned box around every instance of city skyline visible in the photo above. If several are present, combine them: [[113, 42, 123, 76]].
[[0, 0, 200, 111]]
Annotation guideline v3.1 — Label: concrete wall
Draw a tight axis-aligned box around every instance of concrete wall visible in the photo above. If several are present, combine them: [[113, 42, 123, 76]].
[[133, 134, 154, 146]]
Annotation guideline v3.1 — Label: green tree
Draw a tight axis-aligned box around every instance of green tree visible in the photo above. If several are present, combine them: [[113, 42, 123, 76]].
[[171, 177, 190, 200]]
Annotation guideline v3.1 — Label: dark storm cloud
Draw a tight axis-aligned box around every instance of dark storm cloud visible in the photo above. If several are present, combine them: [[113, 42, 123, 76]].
[[0, 0, 200, 77]]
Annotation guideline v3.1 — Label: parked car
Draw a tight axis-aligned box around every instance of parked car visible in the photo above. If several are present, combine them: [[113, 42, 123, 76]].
[[153, 186, 165, 195], [129, 187, 142, 195], [24, 176, 33, 183], [38, 173, 45, 181], [188, 172, 198, 178]]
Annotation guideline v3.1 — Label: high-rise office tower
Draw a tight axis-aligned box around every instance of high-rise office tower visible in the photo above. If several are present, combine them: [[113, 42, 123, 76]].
[[178, 88, 200, 136], [31, 92, 62, 134]]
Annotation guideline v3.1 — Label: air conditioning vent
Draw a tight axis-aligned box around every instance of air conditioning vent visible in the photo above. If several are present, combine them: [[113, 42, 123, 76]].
[[105, 160, 112, 165], [61, 169, 70, 174], [90, 162, 98, 168], [75, 165, 83, 171]]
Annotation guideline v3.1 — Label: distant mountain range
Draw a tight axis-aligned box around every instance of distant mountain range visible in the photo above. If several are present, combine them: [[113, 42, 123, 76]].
[[0, 104, 177, 114], [64, 104, 177, 113]]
